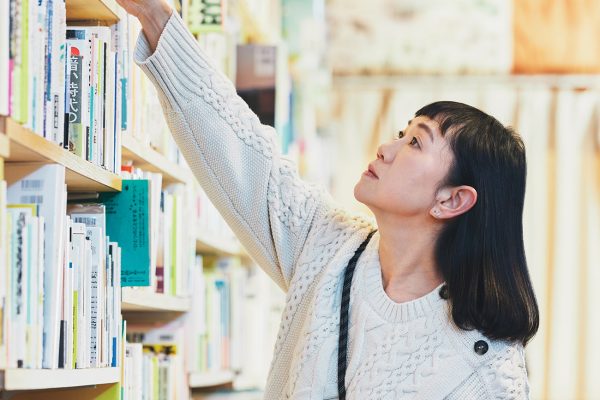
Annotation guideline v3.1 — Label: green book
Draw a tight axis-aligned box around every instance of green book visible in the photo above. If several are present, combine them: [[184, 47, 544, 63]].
[[99, 180, 151, 286]]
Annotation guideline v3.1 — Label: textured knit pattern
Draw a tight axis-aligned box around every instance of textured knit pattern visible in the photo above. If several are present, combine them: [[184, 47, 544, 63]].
[[135, 12, 530, 400]]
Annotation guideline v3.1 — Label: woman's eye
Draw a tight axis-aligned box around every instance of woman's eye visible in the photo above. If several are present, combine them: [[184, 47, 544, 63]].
[[397, 130, 404, 139], [410, 137, 420, 148]]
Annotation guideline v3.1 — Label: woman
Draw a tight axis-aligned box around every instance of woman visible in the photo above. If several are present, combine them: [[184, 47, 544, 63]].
[[117, 1, 539, 398]]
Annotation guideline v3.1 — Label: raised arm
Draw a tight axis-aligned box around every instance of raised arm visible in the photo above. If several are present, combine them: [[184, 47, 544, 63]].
[[118, 0, 329, 290]]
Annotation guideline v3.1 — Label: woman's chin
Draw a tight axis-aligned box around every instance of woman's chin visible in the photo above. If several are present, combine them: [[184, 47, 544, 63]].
[[353, 181, 369, 205]]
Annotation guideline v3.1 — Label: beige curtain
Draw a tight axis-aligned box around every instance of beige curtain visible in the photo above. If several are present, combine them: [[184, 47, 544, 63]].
[[329, 76, 600, 400]]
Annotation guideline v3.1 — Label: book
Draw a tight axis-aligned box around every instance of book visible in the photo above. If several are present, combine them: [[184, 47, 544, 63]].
[[68, 205, 106, 368], [65, 35, 91, 159], [69, 26, 112, 169], [186, 256, 245, 374], [187, 0, 225, 34], [0, 181, 7, 369], [123, 342, 143, 400], [6, 163, 67, 369], [1, 165, 123, 370], [0, 0, 10, 115], [10, 0, 30, 125], [99, 179, 151, 286], [5, 203, 41, 368], [126, 319, 188, 399], [44, 0, 67, 144]]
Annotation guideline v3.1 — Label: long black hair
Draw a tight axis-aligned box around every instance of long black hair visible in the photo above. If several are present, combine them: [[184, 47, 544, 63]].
[[415, 101, 539, 345]]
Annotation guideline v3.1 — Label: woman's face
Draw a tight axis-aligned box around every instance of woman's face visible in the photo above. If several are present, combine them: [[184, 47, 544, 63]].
[[354, 116, 454, 218]]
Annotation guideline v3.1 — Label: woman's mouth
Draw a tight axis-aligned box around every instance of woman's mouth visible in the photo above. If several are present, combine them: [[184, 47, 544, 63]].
[[364, 164, 379, 179]]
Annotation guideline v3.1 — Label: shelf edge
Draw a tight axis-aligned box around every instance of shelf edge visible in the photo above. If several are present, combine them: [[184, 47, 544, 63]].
[[2, 117, 122, 192], [189, 370, 235, 388], [0, 367, 119, 391], [121, 288, 191, 312]]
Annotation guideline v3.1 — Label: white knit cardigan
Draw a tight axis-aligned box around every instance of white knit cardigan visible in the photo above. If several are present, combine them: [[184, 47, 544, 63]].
[[134, 12, 530, 400]]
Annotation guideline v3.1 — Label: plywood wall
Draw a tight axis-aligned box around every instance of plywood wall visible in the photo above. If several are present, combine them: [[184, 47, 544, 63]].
[[514, 0, 600, 73]]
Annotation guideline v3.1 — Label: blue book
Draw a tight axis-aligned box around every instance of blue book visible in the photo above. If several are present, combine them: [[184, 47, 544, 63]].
[[99, 180, 150, 286]]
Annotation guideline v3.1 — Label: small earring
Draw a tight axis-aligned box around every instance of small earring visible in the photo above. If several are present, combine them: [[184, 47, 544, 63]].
[[433, 209, 440, 217]]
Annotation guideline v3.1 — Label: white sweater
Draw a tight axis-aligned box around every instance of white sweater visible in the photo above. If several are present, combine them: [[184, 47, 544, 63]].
[[134, 12, 530, 400]]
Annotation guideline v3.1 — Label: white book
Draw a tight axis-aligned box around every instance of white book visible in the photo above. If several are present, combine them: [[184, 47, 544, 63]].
[[110, 17, 126, 172], [114, 245, 121, 366], [103, 239, 112, 367], [123, 353, 131, 400], [125, 342, 143, 400], [84, 226, 103, 367], [23, 214, 35, 369], [102, 240, 112, 367], [104, 51, 116, 172], [158, 360, 169, 399], [90, 37, 99, 164], [70, 222, 86, 368], [142, 353, 150, 400], [6, 163, 67, 368], [46, 0, 67, 145], [97, 234, 106, 367], [6, 206, 36, 368], [107, 242, 121, 367], [61, 217, 73, 369], [82, 236, 92, 367], [163, 194, 173, 295], [0, 0, 9, 115], [33, 215, 45, 369], [144, 172, 162, 290], [0, 181, 8, 369], [27, 0, 45, 135], [96, 39, 105, 167], [209, 277, 222, 370], [112, 48, 122, 173]]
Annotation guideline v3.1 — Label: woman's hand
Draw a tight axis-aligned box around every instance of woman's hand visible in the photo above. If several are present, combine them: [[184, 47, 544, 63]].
[[115, 0, 173, 52]]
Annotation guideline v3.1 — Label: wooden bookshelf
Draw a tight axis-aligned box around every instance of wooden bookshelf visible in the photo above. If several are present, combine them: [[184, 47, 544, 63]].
[[121, 288, 191, 312], [0, 117, 122, 192], [196, 233, 242, 257], [121, 135, 195, 185], [0, 367, 119, 391], [66, 0, 120, 23], [0, 132, 9, 159], [189, 370, 235, 388]]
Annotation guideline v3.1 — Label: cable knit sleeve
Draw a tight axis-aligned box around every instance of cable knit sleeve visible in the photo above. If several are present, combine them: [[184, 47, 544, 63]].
[[133, 12, 326, 291], [482, 344, 530, 399]]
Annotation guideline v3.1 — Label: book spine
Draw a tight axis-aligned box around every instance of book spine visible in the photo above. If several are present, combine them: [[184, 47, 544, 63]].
[[65, 40, 89, 158]]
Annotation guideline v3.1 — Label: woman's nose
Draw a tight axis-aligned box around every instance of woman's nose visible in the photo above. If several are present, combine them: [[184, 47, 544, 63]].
[[377, 141, 396, 162], [377, 145, 384, 161]]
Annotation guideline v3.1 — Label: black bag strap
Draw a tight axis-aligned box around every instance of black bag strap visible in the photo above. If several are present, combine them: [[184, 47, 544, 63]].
[[338, 230, 377, 400]]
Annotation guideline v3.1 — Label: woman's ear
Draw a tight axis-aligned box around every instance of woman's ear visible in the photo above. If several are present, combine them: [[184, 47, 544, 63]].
[[430, 186, 477, 219]]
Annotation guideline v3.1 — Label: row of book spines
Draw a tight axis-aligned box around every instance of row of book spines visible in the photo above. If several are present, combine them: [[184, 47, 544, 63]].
[[123, 342, 181, 400], [57, 217, 123, 370], [192, 335, 230, 373], [190, 272, 232, 372], [65, 27, 122, 173], [1, 205, 123, 369], [4, 1, 127, 173]]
